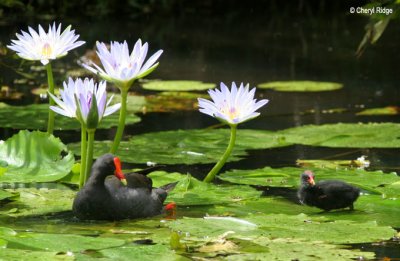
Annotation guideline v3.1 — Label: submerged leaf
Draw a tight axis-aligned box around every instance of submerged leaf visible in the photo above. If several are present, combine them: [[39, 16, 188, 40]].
[[0, 130, 74, 183], [258, 81, 343, 92]]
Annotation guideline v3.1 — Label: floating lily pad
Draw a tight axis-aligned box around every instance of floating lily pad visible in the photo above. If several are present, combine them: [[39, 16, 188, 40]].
[[0, 188, 75, 217], [0, 249, 74, 261], [68, 129, 290, 164], [0, 190, 19, 201], [356, 106, 400, 116], [150, 172, 261, 206], [296, 159, 368, 169], [0, 130, 74, 183], [0, 103, 140, 130], [167, 213, 395, 245], [142, 80, 215, 91], [112, 93, 147, 113], [100, 244, 189, 261], [0, 226, 125, 252], [258, 81, 343, 92], [227, 237, 375, 261], [145, 92, 207, 112], [281, 123, 400, 148]]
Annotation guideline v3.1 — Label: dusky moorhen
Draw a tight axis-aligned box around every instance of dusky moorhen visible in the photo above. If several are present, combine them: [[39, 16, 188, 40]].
[[297, 170, 360, 211], [73, 153, 174, 220]]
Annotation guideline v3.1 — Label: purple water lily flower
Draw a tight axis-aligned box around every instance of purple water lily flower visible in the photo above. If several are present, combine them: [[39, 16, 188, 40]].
[[198, 82, 269, 125], [48, 78, 120, 127], [83, 40, 163, 89], [8, 23, 85, 65]]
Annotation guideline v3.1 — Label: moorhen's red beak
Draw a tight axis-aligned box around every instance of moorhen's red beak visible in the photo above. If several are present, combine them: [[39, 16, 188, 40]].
[[308, 176, 315, 186], [164, 202, 177, 220], [113, 157, 127, 185]]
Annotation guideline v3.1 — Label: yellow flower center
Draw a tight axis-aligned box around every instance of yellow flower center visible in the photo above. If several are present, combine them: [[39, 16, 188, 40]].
[[41, 43, 52, 58], [221, 106, 238, 120]]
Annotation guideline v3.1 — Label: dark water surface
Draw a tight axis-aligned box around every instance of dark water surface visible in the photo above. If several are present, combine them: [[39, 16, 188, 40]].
[[0, 5, 400, 259]]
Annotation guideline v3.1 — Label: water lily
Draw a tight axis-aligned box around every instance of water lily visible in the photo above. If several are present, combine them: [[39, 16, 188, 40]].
[[198, 82, 268, 182], [83, 40, 163, 153], [198, 82, 269, 125], [49, 78, 120, 127], [8, 23, 85, 65], [8, 22, 85, 134], [49, 77, 121, 188]]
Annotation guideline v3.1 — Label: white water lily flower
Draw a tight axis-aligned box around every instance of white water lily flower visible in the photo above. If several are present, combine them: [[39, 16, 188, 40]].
[[48, 78, 121, 127], [198, 82, 269, 125], [8, 23, 85, 65], [83, 40, 163, 89]]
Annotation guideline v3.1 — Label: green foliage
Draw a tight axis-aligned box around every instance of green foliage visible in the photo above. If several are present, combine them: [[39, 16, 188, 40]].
[[258, 81, 343, 92], [0, 130, 74, 183]]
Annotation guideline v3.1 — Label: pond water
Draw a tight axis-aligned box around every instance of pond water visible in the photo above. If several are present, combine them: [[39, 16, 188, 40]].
[[0, 5, 400, 260]]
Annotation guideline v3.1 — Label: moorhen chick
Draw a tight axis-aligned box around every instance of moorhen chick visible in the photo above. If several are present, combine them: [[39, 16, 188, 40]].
[[297, 170, 360, 211], [73, 153, 173, 220]]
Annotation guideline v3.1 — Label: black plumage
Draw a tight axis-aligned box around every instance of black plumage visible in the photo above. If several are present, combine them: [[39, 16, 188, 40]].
[[72, 154, 173, 220], [297, 170, 360, 211]]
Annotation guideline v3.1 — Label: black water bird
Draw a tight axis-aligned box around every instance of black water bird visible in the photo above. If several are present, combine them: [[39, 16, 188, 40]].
[[73, 154, 174, 220], [297, 170, 360, 211]]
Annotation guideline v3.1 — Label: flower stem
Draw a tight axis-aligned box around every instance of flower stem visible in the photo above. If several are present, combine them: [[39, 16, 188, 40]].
[[203, 125, 237, 183], [84, 129, 96, 183], [110, 88, 128, 154], [79, 125, 87, 189], [46, 63, 55, 134]]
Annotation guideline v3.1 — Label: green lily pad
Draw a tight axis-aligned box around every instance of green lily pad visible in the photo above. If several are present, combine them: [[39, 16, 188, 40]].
[[356, 106, 400, 115], [0, 190, 19, 201], [0, 103, 140, 130], [0, 130, 74, 183], [296, 159, 367, 169], [280, 123, 400, 148], [68, 128, 290, 164], [0, 188, 75, 218], [100, 244, 189, 261], [149, 172, 261, 206], [227, 237, 375, 261], [112, 93, 147, 113], [167, 213, 395, 244], [0, 227, 125, 252], [0, 249, 74, 261], [258, 81, 343, 92], [141, 80, 215, 91], [145, 91, 207, 112]]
